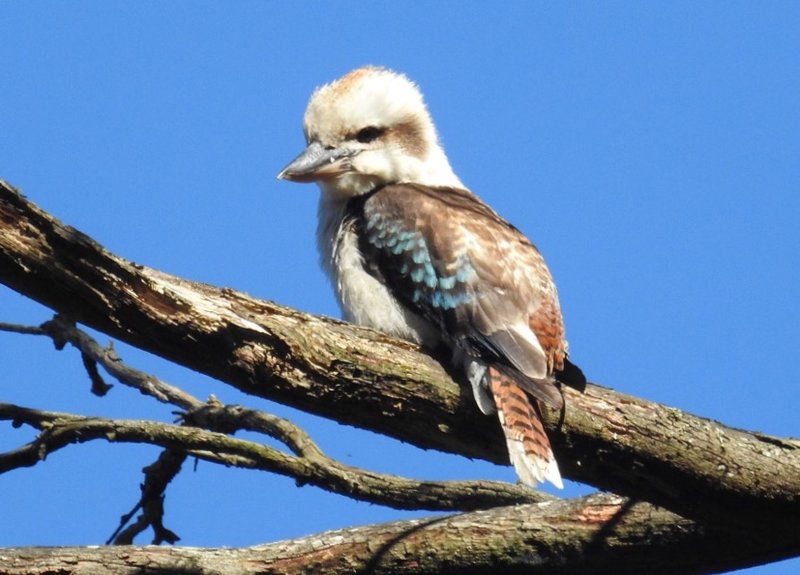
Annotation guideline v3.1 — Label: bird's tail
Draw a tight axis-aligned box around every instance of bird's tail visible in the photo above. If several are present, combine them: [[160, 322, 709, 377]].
[[488, 366, 563, 489]]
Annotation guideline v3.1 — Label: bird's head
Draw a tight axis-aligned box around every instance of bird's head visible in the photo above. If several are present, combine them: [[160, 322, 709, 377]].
[[278, 66, 461, 199]]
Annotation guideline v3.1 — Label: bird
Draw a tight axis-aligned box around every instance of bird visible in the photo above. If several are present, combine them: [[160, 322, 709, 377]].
[[278, 66, 585, 488]]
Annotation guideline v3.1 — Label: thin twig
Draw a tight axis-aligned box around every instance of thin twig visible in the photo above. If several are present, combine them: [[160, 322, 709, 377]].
[[40, 315, 202, 411], [0, 322, 46, 336]]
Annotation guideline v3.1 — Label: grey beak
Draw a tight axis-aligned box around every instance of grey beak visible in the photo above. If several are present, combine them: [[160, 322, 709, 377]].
[[277, 141, 356, 183]]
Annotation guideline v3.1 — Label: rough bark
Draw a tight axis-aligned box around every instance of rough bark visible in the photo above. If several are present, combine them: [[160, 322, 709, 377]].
[[2, 179, 800, 572], [0, 494, 795, 575]]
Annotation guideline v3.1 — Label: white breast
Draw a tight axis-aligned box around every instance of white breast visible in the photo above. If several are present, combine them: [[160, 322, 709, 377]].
[[317, 196, 439, 347]]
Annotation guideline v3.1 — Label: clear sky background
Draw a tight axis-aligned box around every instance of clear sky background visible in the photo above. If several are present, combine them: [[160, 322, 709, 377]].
[[1, 3, 798, 573]]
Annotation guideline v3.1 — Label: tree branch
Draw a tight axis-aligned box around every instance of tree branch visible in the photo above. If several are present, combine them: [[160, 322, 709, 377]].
[[0, 401, 542, 511], [2, 179, 800, 571], [1, 315, 204, 410], [1, 314, 545, 540], [0, 493, 797, 575]]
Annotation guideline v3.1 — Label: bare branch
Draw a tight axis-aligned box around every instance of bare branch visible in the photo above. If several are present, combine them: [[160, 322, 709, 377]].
[[1, 179, 799, 572], [40, 314, 203, 410], [0, 321, 47, 336], [0, 315, 545, 540], [2, 180, 798, 532], [0, 402, 542, 511], [1, 493, 798, 575], [3, 315, 203, 410]]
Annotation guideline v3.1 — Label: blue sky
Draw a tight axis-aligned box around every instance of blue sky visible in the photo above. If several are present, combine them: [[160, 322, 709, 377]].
[[1, 2, 798, 572]]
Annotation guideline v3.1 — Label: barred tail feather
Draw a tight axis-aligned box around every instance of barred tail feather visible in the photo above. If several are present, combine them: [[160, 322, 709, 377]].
[[488, 367, 563, 489]]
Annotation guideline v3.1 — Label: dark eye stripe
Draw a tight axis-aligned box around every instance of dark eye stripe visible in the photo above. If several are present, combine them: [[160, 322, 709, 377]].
[[355, 126, 385, 144]]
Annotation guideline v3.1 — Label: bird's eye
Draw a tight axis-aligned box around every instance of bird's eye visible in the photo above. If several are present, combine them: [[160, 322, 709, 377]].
[[355, 126, 385, 144]]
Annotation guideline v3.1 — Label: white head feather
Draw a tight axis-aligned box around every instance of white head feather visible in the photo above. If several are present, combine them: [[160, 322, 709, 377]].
[[296, 66, 463, 198]]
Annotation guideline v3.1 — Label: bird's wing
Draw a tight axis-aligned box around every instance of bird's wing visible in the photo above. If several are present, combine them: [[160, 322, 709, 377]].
[[356, 183, 568, 406]]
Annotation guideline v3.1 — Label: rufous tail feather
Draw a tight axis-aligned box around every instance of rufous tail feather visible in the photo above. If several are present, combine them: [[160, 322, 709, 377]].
[[488, 366, 563, 488]]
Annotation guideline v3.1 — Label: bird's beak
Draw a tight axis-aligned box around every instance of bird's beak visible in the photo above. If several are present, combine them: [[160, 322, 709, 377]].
[[277, 141, 356, 183]]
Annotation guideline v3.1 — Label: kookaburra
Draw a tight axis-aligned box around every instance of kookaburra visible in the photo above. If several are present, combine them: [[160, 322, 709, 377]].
[[278, 66, 585, 488]]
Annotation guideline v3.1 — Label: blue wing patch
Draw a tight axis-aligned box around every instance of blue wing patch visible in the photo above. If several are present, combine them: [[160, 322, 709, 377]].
[[362, 207, 476, 313]]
